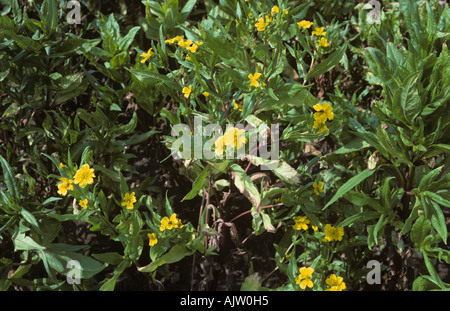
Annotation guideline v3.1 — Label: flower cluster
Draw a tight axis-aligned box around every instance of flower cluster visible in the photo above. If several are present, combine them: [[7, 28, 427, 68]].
[[165, 35, 203, 60], [214, 127, 247, 156], [253, 5, 288, 32], [292, 216, 343, 242], [57, 163, 95, 209], [255, 16, 269, 31], [297, 20, 329, 48], [312, 102, 334, 135], [295, 267, 346, 291]]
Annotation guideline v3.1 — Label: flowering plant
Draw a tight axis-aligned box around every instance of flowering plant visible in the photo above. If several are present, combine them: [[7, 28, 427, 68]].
[[0, 0, 449, 292]]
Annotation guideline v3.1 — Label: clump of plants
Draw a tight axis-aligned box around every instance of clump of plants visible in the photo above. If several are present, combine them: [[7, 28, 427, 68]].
[[0, 0, 448, 291]]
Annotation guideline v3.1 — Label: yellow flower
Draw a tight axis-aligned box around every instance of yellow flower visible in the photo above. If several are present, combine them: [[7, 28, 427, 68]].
[[165, 36, 184, 44], [59, 162, 64, 169], [293, 216, 310, 231], [312, 27, 326, 36], [313, 181, 324, 195], [265, 14, 272, 23], [214, 127, 247, 156], [271, 5, 279, 15], [233, 100, 243, 112], [140, 48, 154, 63], [57, 177, 74, 196], [73, 164, 95, 187], [255, 17, 268, 31], [188, 45, 198, 53], [160, 213, 183, 231], [178, 39, 193, 48], [202, 91, 210, 97], [148, 233, 158, 246], [122, 192, 137, 210], [323, 224, 344, 242], [79, 199, 88, 209], [187, 43, 199, 53], [299, 278, 313, 289], [313, 118, 329, 134], [224, 127, 247, 150], [248, 72, 262, 87], [297, 20, 313, 29], [214, 136, 227, 156], [318, 37, 329, 47], [326, 274, 346, 291], [312, 225, 318, 232], [313, 102, 334, 121], [295, 267, 314, 289], [182, 85, 193, 98], [299, 267, 314, 279]]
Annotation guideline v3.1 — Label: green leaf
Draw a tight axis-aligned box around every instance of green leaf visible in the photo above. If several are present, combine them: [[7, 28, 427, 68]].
[[418, 167, 444, 192], [110, 51, 129, 69], [0, 155, 18, 200], [421, 250, 446, 289], [0, 29, 43, 52], [137, 244, 194, 273], [307, 43, 347, 80], [115, 112, 138, 135], [182, 164, 211, 201], [412, 276, 442, 291], [338, 211, 380, 227], [118, 26, 141, 52], [43, 249, 106, 279], [42, 0, 58, 37], [12, 232, 45, 251], [181, 0, 197, 19], [240, 273, 262, 291], [128, 69, 181, 90], [323, 169, 376, 210], [425, 191, 450, 208], [399, 71, 422, 122], [99, 260, 131, 291], [410, 215, 431, 246], [20, 208, 42, 235], [428, 198, 448, 244], [0, 68, 10, 82], [261, 211, 276, 233], [8, 264, 32, 280]]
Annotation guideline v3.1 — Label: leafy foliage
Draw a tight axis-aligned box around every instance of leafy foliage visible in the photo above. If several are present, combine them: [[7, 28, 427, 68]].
[[0, 0, 449, 291]]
